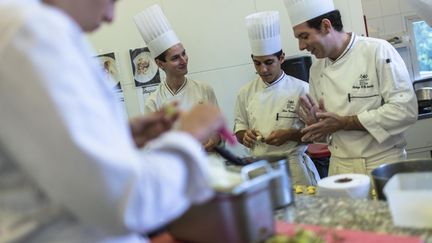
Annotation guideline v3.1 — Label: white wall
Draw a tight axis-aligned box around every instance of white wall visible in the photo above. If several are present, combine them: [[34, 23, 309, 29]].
[[361, 0, 417, 38], [87, 0, 365, 152]]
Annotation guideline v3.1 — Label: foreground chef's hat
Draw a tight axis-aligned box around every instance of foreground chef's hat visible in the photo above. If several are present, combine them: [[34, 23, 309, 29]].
[[245, 11, 281, 56], [409, 0, 432, 27], [283, 0, 335, 27], [133, 4, 180, 59]]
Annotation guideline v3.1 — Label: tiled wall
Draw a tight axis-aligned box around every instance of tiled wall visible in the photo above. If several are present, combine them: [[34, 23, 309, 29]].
[[361, 0, 416, 38]]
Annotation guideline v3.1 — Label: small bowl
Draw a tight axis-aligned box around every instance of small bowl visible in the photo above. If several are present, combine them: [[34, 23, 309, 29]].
[[371, 159, 432, 200]]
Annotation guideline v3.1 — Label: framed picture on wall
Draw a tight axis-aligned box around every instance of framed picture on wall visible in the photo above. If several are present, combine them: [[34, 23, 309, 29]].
[[95, 52, 121, 90], [129, 47, 160, 87]]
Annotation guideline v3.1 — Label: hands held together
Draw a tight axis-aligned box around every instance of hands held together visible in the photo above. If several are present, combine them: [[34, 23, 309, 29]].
[[299, 94, 346, 143]]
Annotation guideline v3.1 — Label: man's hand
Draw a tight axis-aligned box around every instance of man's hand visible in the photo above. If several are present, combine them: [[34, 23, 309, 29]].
[[300, 112, 345, 142], [239, 129, 259, 148], [298, 94, 325, 125], [129, 110, 177, 148], [265, 129, 303, 146], [203, 134, 221, 152], [178, 104, 225, 143]]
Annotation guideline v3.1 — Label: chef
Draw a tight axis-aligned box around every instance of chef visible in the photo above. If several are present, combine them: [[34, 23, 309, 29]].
[[283, 0, 418, 176], [234, 11, 320, 185], [134, 5, 221, 151], [0, 0, 225, 242]]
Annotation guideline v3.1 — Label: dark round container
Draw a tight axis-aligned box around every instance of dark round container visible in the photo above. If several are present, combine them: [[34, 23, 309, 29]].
[[371, 159, 432, 200]]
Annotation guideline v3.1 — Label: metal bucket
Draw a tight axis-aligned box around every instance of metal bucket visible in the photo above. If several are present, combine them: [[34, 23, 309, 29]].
[[227, 155, 294, 209], [371, 159, 432, 200], [168, 161, 279, 243]]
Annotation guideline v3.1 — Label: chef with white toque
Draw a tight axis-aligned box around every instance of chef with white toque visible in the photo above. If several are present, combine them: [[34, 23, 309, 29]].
[[282, 0, 418, 176], [134, 4, 221, 152], [234, 10, 320, 186]]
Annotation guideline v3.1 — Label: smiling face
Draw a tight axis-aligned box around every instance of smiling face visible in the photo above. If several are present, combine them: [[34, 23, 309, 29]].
[[252, 52, 284, 84], [156, 43, 188, 77], [293, 22, 330, 59]]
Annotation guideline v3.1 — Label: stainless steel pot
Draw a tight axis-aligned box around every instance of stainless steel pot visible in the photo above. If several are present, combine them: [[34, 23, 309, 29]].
[[371, 159, 432, 200], [226, 155, 294, 210], [168, 161, 280, 243], [416, 87, 432, 100], [416, 87, 432, 107]]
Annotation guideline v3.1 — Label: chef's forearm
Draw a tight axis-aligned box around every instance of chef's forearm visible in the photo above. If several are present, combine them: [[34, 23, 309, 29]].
[[342, 115, 365, 130], [288, 129, 304, 143]]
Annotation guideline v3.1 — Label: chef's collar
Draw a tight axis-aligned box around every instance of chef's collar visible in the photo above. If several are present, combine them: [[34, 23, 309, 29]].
[[164, 77, 187, 96], [325, 32, 356, 66], [263, 72, 285, 87]]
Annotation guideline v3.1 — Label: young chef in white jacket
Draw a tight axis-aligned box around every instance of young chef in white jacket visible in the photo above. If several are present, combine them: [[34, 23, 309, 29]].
[[0, 0, 225, 242], [135, 5, 221, 151], [283, 0, 418, 176], [234, 11, 320, 186]]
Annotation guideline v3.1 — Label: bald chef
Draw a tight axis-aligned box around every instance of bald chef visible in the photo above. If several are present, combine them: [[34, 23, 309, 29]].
[[134, 5, 221, 151], [234, 11, 320, 186], [283, 0, 418, 176]]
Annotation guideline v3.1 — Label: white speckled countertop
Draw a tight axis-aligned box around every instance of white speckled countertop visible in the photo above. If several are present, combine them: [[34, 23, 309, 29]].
[[275, 195, 432, 242]]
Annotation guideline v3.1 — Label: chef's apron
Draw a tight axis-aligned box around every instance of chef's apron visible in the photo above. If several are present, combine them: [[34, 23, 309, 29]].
[[329, 147, 407, 176]]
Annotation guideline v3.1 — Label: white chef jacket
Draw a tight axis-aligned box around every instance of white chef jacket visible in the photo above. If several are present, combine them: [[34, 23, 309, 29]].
[[144, 78, 218, 113], [0, 1, 213, 242], [309, 33, 418, 174], [234, 73, 320, 185]]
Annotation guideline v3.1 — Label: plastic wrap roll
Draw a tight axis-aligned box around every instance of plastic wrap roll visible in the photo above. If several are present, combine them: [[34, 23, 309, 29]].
[[317, 174, 370, 199]]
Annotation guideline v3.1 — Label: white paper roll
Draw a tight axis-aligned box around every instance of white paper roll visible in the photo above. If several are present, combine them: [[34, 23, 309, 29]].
[[317, 174, 371, 199]]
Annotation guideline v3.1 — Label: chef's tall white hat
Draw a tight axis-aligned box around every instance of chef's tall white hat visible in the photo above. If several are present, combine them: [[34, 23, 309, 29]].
[[409, 0, 432, 27], [283, 0, 335, 27], [245, 11, 282, 56], [133, 4, 180, 59]]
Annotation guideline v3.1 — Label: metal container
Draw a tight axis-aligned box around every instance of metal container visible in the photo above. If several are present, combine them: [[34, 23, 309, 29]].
[[371, 159, 432, 200], [168, 161, 280, 243], [227, 155, 294, 210], [413, 78, 432, 113]]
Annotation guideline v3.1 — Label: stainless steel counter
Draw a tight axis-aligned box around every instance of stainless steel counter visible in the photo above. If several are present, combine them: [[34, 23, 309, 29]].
[[275, 195, 432, 242], [419, 112, 432, 120]]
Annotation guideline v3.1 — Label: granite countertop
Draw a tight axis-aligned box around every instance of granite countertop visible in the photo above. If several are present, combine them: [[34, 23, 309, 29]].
[[275, 195, 432, 242]]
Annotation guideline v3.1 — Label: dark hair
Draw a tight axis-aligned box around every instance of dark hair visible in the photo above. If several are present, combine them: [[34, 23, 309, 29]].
[[155, 50, 168, 62], [251, 49, 284, 59], [306, 10, 343, 32]]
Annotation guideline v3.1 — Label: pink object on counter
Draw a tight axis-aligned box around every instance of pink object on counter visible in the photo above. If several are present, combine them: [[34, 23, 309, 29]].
[[219, 126, 237, 145], [276, 221, 423, 243]]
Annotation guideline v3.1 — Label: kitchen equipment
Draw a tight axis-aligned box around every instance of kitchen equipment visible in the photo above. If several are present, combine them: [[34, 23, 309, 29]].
[[168, 161, 280, 243], [384, 172, 432, 229], [213, 146, 248, 166], [281, 55, 312, 82], [371, 159, 432, 200], [413, 78, 432, 114], [226, 155, 294, 209]]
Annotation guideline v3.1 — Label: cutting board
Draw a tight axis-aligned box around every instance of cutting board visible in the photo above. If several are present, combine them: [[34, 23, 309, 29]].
[[275, 221, 423, 243]]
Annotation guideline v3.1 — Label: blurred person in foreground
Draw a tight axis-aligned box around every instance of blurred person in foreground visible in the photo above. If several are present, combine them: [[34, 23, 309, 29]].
[[283, 0, 417, 176], [0, 0, 225, 242]]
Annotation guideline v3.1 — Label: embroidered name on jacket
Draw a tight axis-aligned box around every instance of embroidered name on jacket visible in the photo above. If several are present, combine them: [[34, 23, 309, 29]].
[[352, 74, 374, 89], [282, 99, 296, 113]]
